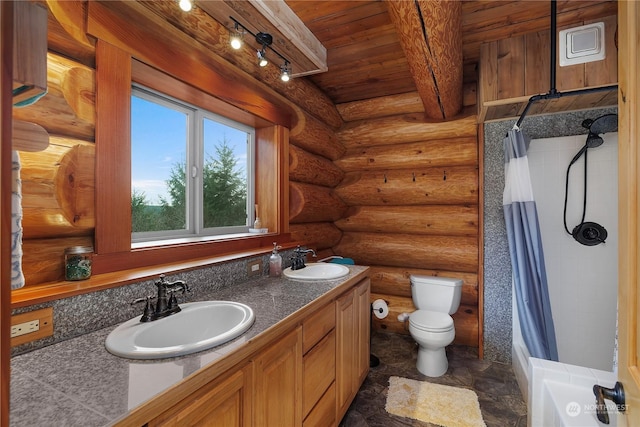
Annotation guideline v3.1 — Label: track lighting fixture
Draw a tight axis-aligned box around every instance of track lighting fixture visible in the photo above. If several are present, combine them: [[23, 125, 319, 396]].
[[229, 23, 244, 50], [178, 0, 193, 12], [280, 62, 291, 82], [229, 16, 292, 82], [257, 49, 268, 67]]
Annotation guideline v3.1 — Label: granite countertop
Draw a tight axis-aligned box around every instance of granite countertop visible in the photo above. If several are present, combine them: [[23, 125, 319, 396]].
[[10, 265, 369, 427]]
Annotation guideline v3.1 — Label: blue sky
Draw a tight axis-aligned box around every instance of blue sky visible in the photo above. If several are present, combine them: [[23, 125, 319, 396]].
[[131, 95, 249, 205]]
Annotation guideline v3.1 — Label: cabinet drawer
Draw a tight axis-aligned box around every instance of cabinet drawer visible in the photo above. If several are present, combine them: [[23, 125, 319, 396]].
[[302, 302, 335, 353], [303, 329, 336, 417], [303, 382, 336, 427]]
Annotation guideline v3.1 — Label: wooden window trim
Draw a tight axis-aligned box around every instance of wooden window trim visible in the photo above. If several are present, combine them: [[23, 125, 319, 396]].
[[93, 40, 290, 275]]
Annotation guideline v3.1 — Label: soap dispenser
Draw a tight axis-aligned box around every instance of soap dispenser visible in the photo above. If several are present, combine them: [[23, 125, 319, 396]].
[[269, 242, 282, 277]]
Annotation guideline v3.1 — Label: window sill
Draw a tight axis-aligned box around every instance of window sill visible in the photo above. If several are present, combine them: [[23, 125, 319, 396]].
[[12, 242, 298, 309], [131, 231, 276, 250]]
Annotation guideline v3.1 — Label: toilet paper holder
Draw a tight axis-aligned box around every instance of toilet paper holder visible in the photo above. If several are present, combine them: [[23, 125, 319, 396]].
[[371, 299, 389, 319]]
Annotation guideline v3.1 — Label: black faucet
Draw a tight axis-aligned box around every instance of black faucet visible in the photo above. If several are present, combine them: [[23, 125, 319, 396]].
[[131, 274, 190, 322], [593, 381, 625, 424], [290, 246, 317, 270]]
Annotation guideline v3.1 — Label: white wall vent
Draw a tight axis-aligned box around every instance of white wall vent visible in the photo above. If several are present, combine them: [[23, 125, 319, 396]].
[[559, 22, 605, 66]]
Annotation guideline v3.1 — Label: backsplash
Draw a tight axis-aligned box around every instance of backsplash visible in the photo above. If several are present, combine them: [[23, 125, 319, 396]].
[[11, 249, 296, 355]]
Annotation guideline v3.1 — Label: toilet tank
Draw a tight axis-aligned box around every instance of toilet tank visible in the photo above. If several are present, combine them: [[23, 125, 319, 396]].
[[410, 275, 463, 314]]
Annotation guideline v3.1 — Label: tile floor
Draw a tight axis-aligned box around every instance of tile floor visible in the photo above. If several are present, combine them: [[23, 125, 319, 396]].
[[341, 331, 527, 427]]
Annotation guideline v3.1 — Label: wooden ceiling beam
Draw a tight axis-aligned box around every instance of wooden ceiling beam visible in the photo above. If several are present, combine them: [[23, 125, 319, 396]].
[[197, 0, 327, 77], [386, 0, 463, 120]]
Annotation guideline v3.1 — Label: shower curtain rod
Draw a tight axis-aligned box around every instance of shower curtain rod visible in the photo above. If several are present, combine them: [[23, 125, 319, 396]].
[[513, 0, 618, 130]]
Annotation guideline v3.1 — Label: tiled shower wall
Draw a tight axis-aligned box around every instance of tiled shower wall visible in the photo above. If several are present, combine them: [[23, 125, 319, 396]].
[[483, 107, 617, 364]]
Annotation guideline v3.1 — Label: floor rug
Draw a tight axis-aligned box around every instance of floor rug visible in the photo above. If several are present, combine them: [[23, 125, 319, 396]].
[[385, 376, 486, 427]]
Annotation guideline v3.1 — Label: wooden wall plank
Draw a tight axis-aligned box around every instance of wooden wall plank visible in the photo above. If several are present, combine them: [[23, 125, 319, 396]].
[[497, 36, 525, 100], [335, 205, 478, 237], [335, 167, 478, 207], [94, 40, 131, 254], [336, 136, 478, 172], [334, 232, 478, 274]]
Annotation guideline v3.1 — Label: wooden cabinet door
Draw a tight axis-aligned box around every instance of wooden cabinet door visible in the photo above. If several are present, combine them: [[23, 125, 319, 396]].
[[253, 327, 303, 427], [335, 288, 356, 419], [355, 279, 371, 385], [149, 365, 252, 427]]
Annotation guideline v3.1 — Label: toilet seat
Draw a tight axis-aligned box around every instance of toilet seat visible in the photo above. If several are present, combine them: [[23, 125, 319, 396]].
[[409, 310, 454, 333]]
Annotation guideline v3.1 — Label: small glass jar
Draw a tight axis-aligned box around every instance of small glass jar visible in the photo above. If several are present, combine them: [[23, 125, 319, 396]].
[[64, 246, 93, 281]]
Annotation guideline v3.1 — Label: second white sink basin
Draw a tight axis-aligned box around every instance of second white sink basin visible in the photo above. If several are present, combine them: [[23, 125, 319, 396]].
[[105, 301, 255, 359], [283, 262, 350, 281]]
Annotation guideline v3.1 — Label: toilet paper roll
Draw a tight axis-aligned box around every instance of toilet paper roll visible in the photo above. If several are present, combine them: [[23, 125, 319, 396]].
[[372, 299, 389, 319]]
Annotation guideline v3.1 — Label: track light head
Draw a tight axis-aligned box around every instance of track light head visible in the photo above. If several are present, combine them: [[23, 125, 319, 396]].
[[280, 62, 291, 82], [178, 0, 193, 12], [257, 49, 268, 67], [229, 23, 244, 50]]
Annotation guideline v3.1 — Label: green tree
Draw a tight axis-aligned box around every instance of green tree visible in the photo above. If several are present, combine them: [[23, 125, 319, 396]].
[[158, 161, 187, 230], [132, 138, 246, 233], [202, 140, 247, 228], [131, 189, 159, 232]]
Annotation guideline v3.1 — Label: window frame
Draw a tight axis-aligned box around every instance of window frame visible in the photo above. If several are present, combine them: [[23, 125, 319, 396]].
[[130, 85, 257, 244], [93, 42, 290, 276]]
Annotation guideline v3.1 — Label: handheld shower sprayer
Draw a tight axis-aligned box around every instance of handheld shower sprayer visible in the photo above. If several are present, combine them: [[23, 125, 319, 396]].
[[563, 113, 617, 246]]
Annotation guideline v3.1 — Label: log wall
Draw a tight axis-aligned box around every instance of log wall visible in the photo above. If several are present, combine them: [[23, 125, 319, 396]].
[[16, 2, 481, 352], [332, 98, 480, 348], [16, 3, 346, 285]]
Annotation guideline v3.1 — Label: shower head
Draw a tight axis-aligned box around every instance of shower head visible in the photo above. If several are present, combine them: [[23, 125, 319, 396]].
[[582, 113, 618, 135], [585, 133, 604, 149], [570, 113, 617, 165]]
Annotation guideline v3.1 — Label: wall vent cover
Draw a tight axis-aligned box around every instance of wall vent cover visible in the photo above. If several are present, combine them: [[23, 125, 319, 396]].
[[559, 22, 605, 66]]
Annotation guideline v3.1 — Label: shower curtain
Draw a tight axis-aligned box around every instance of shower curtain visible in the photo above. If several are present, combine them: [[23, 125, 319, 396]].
[[503, 129, 558, 361]]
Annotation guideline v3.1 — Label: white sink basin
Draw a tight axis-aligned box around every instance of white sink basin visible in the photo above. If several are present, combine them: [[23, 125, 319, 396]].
[[105, 301, 255, 359], [283, 262, 350, 281]]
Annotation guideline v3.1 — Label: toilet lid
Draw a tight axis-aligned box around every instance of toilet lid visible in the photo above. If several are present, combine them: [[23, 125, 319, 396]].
[[409, 310, 454, 332]]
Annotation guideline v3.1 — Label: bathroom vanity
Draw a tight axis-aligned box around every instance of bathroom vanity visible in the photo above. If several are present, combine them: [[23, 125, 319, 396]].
[[10, 266, 370, 427]]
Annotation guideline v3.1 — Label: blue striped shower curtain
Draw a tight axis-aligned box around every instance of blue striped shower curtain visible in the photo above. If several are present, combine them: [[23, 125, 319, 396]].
[[503, 129, 558, 361]]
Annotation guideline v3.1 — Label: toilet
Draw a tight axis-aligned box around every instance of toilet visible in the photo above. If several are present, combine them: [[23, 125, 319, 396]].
[[408, 275, 462, 377]]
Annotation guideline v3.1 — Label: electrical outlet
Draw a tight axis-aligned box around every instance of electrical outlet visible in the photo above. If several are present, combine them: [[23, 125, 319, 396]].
[[11, 307, 53, 346], [247, 259, 263, 277], [11, 320, 40, 338]]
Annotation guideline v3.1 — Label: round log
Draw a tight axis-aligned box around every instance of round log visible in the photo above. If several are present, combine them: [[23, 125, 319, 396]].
[[290, 108, 346, 161], [335, 205, 478, 237], [335, 166, 478, 206], [367, 265, 478, 306], [386, 0, 462, 119], [335, 136, 478, 172], [338, 109, 477, 148], [338, 92, 424, 123], [289, 222, 342, 251], [21, 236, 94, 286], [334, 232, 478, 273], [13, 52, 95, 140], [289, 181, 348, 224], [20, 136, 95, 238], [289, 145, 344, 187]]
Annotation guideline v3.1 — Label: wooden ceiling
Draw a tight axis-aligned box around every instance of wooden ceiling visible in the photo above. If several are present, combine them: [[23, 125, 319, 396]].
[[45, 0, 618, 112], [284, 0, 617, 105]]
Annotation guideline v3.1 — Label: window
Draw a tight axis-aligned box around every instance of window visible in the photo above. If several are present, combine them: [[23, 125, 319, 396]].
[[131, 86, 255, 244]]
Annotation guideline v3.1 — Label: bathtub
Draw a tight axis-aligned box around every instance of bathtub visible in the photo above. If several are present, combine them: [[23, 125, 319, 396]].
[[528, 357, 620, 426]]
